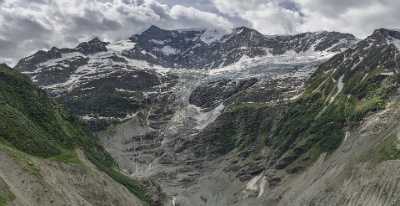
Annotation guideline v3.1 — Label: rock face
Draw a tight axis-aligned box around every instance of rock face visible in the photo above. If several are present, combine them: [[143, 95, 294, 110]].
[[13, 26, 400, 206], [189, 78, 258, 109], [123, 26, 356, 69], [76, 37, 109, 55]]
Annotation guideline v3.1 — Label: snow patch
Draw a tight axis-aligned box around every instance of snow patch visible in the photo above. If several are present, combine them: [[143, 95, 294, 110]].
[[361, 73, 369, 82], [172, 196, 177, 206], [150, 39, 166, 45], [245, 173, 266, 198], [351, 57, 364, 71], [290, 92, 303, 101], [193, 104, 225, 130], [380, 72, 395, 76], [209, 55, 251, 75], [209, 48, 334, 76], [344, 131, 350, 142], [80, 113, 138, 121], [329, 74, 345, 104], [141, 50, 158, 59], [81, 87, 95, 91], [39, 52, 83, 67], [258, 177, 267, 198], [200, 28, 231, 45], [390, 38, 400, 50], [246, 173, 263, 191], [159, 46, 178, 56], [107, 40, 136, 52], [115, 88, 137, 93]]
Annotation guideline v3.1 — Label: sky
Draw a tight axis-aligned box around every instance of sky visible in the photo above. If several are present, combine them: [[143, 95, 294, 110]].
[[1, 0, 400, 65]]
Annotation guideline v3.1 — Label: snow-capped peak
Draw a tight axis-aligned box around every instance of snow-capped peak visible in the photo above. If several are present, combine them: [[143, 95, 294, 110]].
[[369, 28, 400, 42], [200, 28, 232, 45], [366, 28, 400, 50]]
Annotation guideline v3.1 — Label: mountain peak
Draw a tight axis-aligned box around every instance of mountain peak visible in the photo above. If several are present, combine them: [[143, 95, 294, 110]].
[[232, 26, 262, 36], [369, 28, 400, 41], [88, 36, 104, 43], [132, 25, 181, 42], [49, 46, 60, 52], [142, 25, 167, 35], [234, 26, 255, 32], [76, 37, 108, 55], [0, 63, 10, 69], [216, 26, 265, 44]]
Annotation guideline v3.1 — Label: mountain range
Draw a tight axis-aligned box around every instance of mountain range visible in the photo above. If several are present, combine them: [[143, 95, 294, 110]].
[[3, 26, 400, 206]]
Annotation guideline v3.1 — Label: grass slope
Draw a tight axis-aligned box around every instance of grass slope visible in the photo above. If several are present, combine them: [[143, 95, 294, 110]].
[[0, 64, 153, 205], [269, 45, 400, 170]]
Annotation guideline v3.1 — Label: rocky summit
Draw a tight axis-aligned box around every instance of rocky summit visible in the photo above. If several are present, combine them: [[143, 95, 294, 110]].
[[6, 25, 400, 206]]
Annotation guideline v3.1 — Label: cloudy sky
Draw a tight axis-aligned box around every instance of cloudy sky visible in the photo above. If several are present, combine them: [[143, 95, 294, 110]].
[[0, 0, 399, 65]]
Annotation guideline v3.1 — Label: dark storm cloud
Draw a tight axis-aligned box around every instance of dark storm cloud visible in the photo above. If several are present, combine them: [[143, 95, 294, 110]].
[[299, 0, 377, 17], [277, 0, 301, 12], [0, 11, 52, 65], [1, 15, 50, 41], [0, 0, 399, 65], [0, 39, 15, 55]]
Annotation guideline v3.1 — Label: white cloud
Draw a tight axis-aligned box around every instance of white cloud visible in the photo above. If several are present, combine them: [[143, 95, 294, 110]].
[[297, 0, 400, 37], [169, 5, 233, 30], [212, 0, 400, 37], [213, 0, 302, 34]]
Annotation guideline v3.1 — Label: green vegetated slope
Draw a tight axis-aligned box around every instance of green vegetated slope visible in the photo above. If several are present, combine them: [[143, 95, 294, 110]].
[[0, 179, 15, 206], [194, 102, 281, 159], [269, 30, 400, 170], [0, 64, 153, 205]]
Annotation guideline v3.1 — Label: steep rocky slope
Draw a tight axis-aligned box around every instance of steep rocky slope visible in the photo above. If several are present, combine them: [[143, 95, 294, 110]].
[[11, 26, 358, 205], [13, 26, 355, 131], [13, 26, 400, 206], [0, 64, 161, 206], [165, 28, 400, 205], [247, 28, 400, 206]]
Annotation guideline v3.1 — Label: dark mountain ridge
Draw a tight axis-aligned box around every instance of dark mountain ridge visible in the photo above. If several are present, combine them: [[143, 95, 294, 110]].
[[15, 25, 357, 71]]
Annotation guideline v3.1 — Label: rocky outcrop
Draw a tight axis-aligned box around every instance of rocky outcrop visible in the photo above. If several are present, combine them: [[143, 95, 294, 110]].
[[76, 37, 109, 55], [15, 38, 109, 73]]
